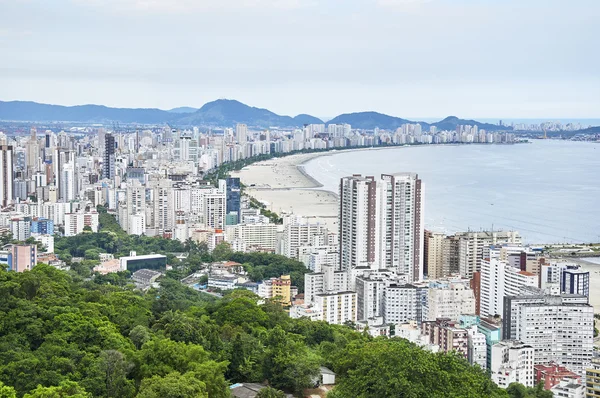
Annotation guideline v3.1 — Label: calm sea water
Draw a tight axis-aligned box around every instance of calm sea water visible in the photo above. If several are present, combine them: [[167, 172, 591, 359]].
[[302, 140, 600, 244]]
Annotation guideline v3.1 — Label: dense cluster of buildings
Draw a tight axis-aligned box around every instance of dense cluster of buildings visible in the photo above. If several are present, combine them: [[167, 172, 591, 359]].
[[0, 122, 595, 395]]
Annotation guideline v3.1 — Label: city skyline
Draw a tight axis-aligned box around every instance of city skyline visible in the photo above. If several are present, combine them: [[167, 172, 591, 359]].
[[1, 0, 599, 118]]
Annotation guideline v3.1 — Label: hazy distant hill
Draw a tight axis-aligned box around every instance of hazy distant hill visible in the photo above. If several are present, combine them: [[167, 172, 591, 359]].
[[0, 99, 512, 131], [327, 111, 427, 130], [0, 101, 178, 124], [177, 99, 324, 128], [168, 107, 198, 113], [432, 116, 507, 132]]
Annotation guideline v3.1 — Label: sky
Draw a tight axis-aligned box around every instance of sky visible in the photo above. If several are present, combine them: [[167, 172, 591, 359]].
[[1, 0, 599, 119]]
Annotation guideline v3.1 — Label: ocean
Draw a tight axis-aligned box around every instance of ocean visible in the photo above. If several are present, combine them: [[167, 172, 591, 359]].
[[302, 140, 600, 244]]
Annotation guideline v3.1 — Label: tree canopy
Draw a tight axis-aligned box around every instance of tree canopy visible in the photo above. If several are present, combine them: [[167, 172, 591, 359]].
[[0, 258, 531, 397]]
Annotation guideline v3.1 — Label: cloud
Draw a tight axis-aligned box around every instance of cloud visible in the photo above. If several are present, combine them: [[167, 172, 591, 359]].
[[376, 0, 432, 9], [73, 0, 314, 13]]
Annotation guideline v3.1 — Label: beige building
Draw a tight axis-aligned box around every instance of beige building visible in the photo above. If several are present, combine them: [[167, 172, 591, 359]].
[[424, 230, 446, 279]]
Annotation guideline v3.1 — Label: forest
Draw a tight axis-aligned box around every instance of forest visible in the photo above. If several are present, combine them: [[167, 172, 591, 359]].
[[0, 263, 553, 397]]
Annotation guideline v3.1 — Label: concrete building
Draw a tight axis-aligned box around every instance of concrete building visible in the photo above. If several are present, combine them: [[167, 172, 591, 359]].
[[339, 173, 424, 282], [421, 318, 469, 358], [550, 378, 585, 398], [424, 230, 446, 279], [119, 252, 168, 272], [281, 216, 328, 259], [304, 264, 348, 304], [480, 256, 538, 317], [226, 223, 277, 252], [8, 244, 37, 272], [453, 230, 521, 278], [534, 362, 580, 390], [467, 326, 488, 369], [503, 294, 593, 377], [0, 145, 14, 207], [586, 359, 600, 398], [382, 283, 423, 324], [490, 341, 535, 388], [314, 291, 357, 325], [64, 210, 99, 236], [427, 281, 475, 321]]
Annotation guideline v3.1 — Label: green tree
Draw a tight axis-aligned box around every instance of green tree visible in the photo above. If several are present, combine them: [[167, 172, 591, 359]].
[[211, 242, 233, 261], [24, 381, 91, 398], [129, 325, 151, 349], [0, 381, 16, 398], [136, 372, 208, 398], [255, 386, 286, 398], [263, 326, 320, 395], [97, 350, 135, 398], [328, 338, 506, 398]]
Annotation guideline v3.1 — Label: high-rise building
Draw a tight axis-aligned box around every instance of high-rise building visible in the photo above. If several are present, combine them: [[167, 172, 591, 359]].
[[225, 177, 241, 220], [0, 145, 14, 207], [339, 175, 378, 271], [382, 283, 424, 324], [102, 133, 115, 180], [455, 231, 521, 278], [424, 230, 446, 278], [235, 123, 247, 144], [480, 254, 538, 317], [503, 294, 593, 377], [339, 173, 423, 281], [562, 268, 590, 297]]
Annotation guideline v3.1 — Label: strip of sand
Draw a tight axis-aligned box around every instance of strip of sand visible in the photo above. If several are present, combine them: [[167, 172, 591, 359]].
[[231, 152, 340, 232]]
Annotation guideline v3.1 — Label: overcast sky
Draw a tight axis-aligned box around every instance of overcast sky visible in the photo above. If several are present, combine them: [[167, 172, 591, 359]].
[[1, 0, 598, 119]]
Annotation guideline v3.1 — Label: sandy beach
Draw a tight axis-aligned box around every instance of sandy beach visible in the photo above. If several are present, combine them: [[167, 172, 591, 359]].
[[232, 152, 340, 232]]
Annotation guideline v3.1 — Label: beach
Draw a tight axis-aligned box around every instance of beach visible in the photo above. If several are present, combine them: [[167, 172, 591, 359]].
[[231, 152, 340, 232]]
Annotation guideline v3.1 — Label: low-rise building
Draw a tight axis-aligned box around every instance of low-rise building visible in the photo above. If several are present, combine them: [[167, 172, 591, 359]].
[[421, 318, 469, 358], [534, 362, 580, 390], [490, 341, 535, 388], [132, 268, 162, 285]]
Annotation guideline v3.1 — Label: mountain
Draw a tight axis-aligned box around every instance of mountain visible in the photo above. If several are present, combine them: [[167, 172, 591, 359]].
[[177, 99, 323, 127], [327, 111, 428, 130], [0, 99, 513, 131], [0, 101, 178, 124], [168, 107, 197, 114], [432, 116, 507, 132], [293, 114, 324, 125]]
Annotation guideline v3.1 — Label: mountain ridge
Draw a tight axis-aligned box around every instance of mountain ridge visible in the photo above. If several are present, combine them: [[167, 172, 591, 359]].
[[0, 99, 510, 131]]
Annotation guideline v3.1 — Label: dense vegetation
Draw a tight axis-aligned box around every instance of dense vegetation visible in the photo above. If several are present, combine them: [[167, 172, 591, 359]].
[[0, 263, 548, 398], [52, 208, 310, 292]]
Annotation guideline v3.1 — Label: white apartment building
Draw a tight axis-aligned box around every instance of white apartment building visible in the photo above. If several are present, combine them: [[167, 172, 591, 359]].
[[304, 264, 349, 304], [490, 341, 535, 388], [427, 282, 475, 321], [64, 211, 99, 236], [503, 294, 593, 377], [313, 291, 357, 325], [355, 270, 408, 321], [298, 245, 339, 273], [339, 173, 423, 281], [382, 284, 423, 324], [10, 217, 31, 241], [226, 223, 277, 251], [280, 216, 328, 259], [456, 231, 521, 278], [467, 326, 487, 369], [480, 257, 538, 317]]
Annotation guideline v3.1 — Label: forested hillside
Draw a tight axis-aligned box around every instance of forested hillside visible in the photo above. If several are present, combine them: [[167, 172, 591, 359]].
[[0, 264, 525, 398]]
